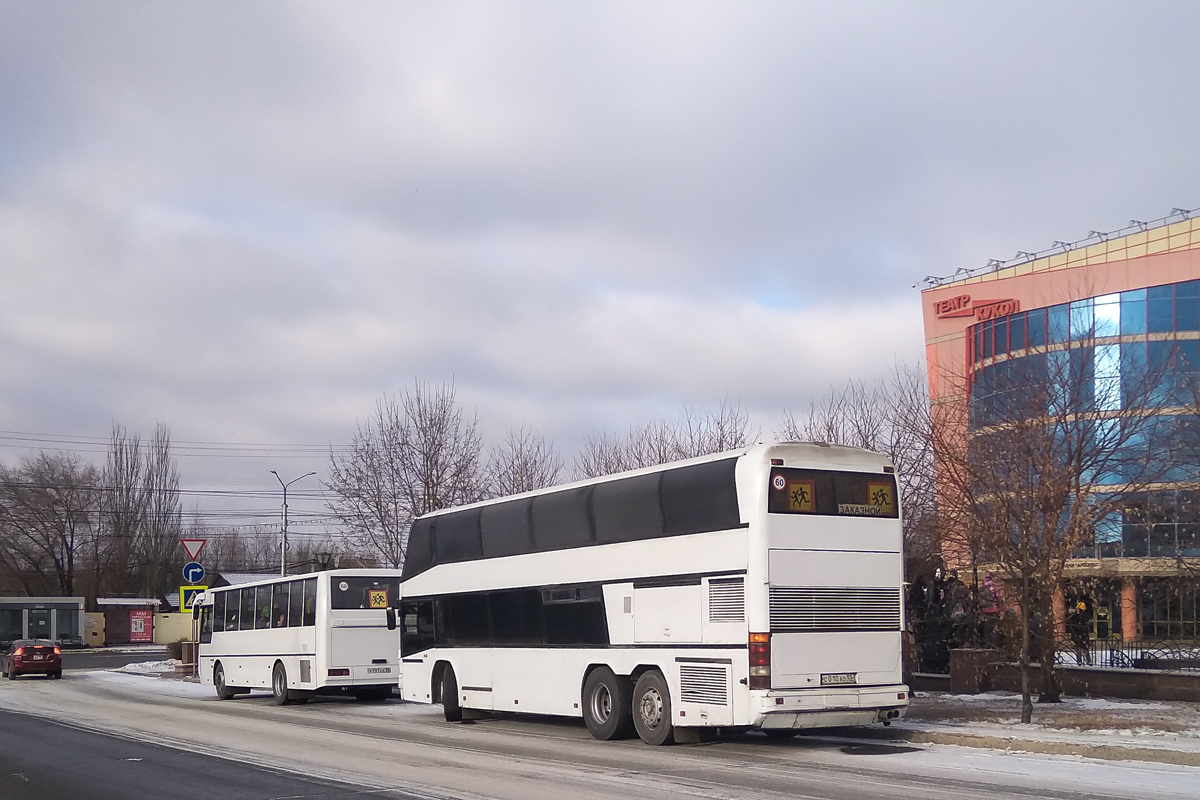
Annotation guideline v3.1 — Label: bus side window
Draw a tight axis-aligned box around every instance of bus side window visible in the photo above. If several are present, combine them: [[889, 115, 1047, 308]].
[[255, 585, 272, 630], [213, 592, 226, 633], [400, 599, 435, 656], [288, 580, 304, 627], [272, 583, 289, 628], [302, 578, 317, 626], [239, 588, 256, 631]]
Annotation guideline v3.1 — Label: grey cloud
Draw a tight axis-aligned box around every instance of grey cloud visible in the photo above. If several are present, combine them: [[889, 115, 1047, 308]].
[[1, 2, 1198, 525]]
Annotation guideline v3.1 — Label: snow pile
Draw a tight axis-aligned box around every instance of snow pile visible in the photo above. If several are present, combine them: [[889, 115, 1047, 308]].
[[112, 659, 182, 675]]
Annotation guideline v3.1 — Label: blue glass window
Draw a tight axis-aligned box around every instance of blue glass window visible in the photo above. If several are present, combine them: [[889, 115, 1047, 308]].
[[1148, 340, 1175, 404], [1070, 299, 1094, 340], [972, 325, 982, 364], [1070, 347, 1096, 409], [1121, 341, 1147, 406], [1120, 288, 1147, 335], [1177, 339, 1200, 374], [1026, 308, 1046, 347], [1094, 294, 1120, 338], [982, 320, 993, 359], [1009, 311, 1026, 351], [1094, 344, 1121, 412], [1148, 285, 1174, 333], [1048, 304, 1069, 344], [1175, 281, 1200, 331], [994, 317, 1008, 356]]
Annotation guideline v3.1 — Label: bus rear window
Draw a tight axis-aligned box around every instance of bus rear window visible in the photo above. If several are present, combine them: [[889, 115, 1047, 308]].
[[767, 468, 898, 518], [331, 577, 400, 610]]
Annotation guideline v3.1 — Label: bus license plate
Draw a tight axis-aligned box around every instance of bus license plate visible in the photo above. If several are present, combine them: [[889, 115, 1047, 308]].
[[366, 666, 392, 674], [820, 672, 856, 686]]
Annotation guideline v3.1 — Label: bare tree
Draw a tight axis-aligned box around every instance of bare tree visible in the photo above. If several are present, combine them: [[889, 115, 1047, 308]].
[[574, 398, 756, 479], [778, 364, 938, 562], [0, 453, 100, 596], [100, 424, 145, 596], [486, 425, 564, 497], [139, 423, 182, 603], [933, 338, 1178, 722], [327, 380, 485, 567]]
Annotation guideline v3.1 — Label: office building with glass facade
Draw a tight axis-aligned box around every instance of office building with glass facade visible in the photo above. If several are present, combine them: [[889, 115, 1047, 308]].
[[922, 212, 1200, 642]]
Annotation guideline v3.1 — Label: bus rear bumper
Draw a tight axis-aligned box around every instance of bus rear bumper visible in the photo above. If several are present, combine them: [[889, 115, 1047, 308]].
[[752, 684, 909, 730]]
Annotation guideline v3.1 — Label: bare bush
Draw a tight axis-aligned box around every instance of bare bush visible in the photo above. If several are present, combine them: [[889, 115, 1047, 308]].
[[486, 425, 564, 497], [574, 398, 756, 479]]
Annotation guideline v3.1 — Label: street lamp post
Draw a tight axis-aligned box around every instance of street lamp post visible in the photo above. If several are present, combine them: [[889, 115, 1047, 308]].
[[271, 470, 316, 576]]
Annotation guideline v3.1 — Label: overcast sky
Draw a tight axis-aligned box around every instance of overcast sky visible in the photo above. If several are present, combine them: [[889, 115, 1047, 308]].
[[2, 2, 1198, 539]]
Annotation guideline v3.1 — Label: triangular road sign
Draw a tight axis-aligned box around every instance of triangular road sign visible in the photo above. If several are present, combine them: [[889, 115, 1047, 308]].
[[180, 538, 207, 561]]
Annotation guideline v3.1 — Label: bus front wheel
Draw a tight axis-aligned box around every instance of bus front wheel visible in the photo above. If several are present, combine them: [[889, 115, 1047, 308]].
[[214, 663, 237, 700], [441, 665, 463, 722], [632, 670, 674, 745], [582, 667, 634, 740]]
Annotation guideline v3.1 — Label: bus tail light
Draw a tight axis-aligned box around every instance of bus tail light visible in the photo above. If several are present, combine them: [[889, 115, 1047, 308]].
[[749, 632, 770, 690], [328, 668, 350, 677]]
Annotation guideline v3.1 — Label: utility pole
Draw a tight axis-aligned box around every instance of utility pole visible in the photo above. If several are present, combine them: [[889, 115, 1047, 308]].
[[271, 471, 316, 576]]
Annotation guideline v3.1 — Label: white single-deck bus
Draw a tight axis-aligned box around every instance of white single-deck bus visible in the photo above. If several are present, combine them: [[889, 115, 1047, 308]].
[[195, 569, 402, 704], [398, 442, 908, 744]]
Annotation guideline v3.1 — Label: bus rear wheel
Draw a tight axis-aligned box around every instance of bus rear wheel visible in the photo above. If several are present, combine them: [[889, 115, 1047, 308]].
[[632, 670, 674, 746], [582, 667, 634, 740], [272, 662, 293, 706], [441, 665, 463, 722], [214, 663, 237, 700]]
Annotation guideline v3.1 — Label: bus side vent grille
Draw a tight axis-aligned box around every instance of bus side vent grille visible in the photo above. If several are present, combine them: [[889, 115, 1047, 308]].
[[770, 587, 901, 632], [708, 578, 745, 623], [679, 664, 728, 705], [300, 659, 311, 683]]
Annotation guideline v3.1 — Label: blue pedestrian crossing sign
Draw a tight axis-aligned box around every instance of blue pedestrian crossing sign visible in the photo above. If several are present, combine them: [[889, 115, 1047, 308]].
[[182, 561, 205, 584], [180, 585, 207, 611]]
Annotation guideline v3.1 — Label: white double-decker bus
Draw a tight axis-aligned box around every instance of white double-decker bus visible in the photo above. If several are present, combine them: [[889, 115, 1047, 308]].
[[398, 442, 908, 745], [195, 569, 401, 704]]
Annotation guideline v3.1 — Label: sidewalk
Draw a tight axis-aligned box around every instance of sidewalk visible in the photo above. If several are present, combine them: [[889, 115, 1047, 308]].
[[827, 691, 1200, 766]]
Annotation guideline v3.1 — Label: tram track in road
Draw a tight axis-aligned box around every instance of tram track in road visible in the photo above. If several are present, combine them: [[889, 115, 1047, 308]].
[[1, 674, 1194, 800]]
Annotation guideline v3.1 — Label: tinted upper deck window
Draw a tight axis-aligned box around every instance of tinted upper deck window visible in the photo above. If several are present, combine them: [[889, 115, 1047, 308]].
[[661, 458, 741, 535], [436, 508, 483, 563], [768, 468, 899, 518], [593, 472, 663, 544], [402, 517, 435, 579], [532, 486, 594, 551], [481, 498, 534, 558]]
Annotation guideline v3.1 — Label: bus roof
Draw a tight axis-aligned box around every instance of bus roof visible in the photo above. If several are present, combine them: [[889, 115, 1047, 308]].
[[417, 441, 892, 521]]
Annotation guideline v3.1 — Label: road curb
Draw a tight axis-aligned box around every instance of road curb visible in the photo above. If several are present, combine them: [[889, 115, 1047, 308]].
[[818, 725, 1200, 767]]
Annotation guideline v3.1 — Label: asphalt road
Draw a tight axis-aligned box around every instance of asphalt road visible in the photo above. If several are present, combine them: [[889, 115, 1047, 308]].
[[1, 671, 1197, 800], [0, 708, 401, 800]]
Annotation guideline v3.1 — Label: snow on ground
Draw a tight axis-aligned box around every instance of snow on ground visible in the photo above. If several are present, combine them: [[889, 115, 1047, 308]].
[[86, 668, 214, 699], [907, 690, 1200, 738]]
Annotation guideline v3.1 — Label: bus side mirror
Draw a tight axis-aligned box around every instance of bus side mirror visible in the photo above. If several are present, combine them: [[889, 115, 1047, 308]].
[[386, 607, 396, 631]]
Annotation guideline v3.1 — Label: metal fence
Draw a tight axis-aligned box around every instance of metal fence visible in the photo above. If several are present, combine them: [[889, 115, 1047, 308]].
[[1055, 639, 1200, 672]]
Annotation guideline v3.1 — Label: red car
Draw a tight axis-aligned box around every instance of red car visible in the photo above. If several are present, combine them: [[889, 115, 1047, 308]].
[[2, 639, 63, 679]]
